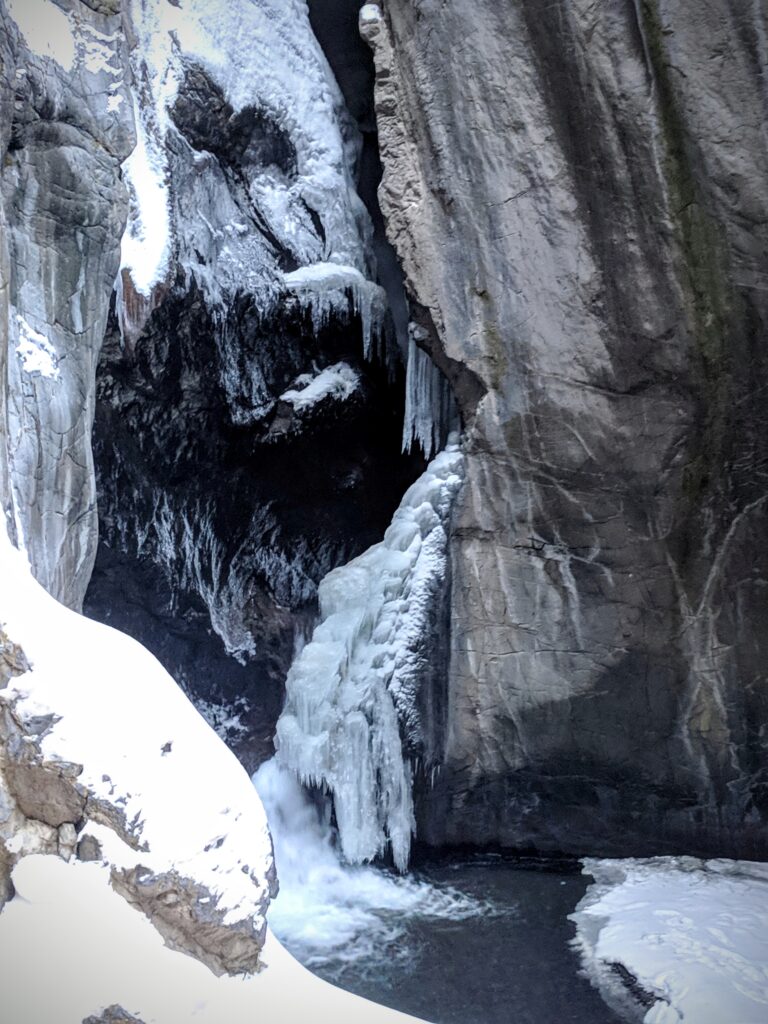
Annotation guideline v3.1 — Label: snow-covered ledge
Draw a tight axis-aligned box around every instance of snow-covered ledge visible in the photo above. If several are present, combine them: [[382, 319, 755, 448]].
[[0, 527, 426, 1021]]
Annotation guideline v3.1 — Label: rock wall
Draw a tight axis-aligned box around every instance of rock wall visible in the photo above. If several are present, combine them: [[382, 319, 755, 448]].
[[363, 0, 768, 857], [0, 0, 135, 610]]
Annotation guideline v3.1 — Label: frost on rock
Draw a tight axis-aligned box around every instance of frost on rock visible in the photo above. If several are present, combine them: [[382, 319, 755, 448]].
[[0, 524, 276, 976], [402, 324, 455, 459], [570, 857, 768, 1024], [14, 315, 60, 380], [275, 440, 465, 872], [106, 486, 331, 663]]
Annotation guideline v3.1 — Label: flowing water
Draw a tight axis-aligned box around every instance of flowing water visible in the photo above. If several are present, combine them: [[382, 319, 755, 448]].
[[254, 760, 627, 1024]]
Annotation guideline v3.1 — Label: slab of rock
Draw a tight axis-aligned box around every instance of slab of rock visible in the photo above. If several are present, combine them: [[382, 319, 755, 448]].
[[364, 0, 768, 857]]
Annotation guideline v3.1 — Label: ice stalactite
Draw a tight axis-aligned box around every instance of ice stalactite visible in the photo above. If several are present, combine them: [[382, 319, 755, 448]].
[[275, 439, 464, 872], [282, 263, 389, 361], [402, 324, 456, 458]]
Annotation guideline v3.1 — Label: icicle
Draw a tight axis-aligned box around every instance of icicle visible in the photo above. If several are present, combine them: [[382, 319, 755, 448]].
[[274, 439, 465, 872], [402, 323, 456, 459], [282, 262, 388, 360]]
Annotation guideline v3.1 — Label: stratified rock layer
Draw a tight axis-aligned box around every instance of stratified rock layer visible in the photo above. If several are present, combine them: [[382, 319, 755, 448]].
[[364, 0, 768, 857]]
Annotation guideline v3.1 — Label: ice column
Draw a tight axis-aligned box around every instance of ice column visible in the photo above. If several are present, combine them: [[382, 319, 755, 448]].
[[275, 440, 465, 871], [402, 324, 456, 458]]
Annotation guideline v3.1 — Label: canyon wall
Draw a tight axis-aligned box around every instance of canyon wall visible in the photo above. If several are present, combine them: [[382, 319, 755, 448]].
[[363, 0, 768, 857]]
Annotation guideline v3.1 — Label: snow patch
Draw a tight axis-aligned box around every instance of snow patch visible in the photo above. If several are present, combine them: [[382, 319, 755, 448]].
[[280, 362, 360, 411], [275, 440, 465, 871], [119, 111, 171, 298], [7, 0, 76, 71], [15, 315, 60, 379], [571, 857, 768, 1024]]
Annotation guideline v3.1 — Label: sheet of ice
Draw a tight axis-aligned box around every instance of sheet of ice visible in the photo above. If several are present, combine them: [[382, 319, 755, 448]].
[[275, 440, 465, 871], [280, 362, 360, 411], [571, 857, 768, 1024], [0, 526, 273, 936], [0, 854, 427, 1024], [283, 263, 388, 359], [254, 759, 484, 971], [14, 314, 60, 379]]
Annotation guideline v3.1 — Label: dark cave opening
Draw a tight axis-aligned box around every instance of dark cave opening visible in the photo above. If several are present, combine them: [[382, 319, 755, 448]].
[[83, 0, 455, 776]]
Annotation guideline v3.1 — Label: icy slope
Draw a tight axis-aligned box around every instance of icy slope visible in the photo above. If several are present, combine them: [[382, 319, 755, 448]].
[[0, 525, 275, 975], [570, 857, 768, 1023]]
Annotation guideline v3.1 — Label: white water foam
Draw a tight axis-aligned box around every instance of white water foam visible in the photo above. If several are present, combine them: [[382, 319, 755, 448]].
[[253, 759, 484, 972]]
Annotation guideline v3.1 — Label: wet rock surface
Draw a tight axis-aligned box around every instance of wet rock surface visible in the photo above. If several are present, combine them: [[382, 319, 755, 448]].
[[366, 0, 768, 857]]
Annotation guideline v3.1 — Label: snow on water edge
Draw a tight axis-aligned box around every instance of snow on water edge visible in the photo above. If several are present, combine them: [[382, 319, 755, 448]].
[[570, 857, 768, 1024]]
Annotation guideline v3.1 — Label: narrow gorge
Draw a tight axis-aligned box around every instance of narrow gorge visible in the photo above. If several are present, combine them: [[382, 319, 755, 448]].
[[1, 2, 767, 1023]]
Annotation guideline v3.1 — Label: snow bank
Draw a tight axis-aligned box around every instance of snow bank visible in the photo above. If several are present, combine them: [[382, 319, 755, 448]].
[[275, 440, 465, 871], [0, 854, 427, 1024], [0, 526, 275, 973], [570, 857, 768, 1024]]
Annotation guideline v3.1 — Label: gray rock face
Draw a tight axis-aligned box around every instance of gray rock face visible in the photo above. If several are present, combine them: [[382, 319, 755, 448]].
[[365, 0, 768, 857], [0, 0, 135, 610], [83, 1006, 145, 1024]]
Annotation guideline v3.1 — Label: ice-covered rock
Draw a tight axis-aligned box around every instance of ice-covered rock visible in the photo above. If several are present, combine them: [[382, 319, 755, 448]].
[[275, 440, 464, 871]]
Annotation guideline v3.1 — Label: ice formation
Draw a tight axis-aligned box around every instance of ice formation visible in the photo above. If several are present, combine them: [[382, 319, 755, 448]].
[[116, 0, 376, 335], [274, 439, 465, 871], [254, 759, 483, 969], [571, 857, 768, 1024], [283, 263, 388, 360], [402, 325, 456, 458]]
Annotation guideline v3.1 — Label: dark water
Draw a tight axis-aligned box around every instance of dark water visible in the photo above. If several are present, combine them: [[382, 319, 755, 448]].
[[310, 857, 626, 1024]]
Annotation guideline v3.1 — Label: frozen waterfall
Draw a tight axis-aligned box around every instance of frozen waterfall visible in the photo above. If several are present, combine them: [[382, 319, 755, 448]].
[[253, 758, 482, 969], [274, 439, 464, 872]]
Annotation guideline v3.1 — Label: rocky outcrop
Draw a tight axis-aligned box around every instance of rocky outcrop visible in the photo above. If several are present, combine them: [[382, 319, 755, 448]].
[[83, 1007, 146, 1024], [364, 0, 768, 857], [0, 0, 135, 610]]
